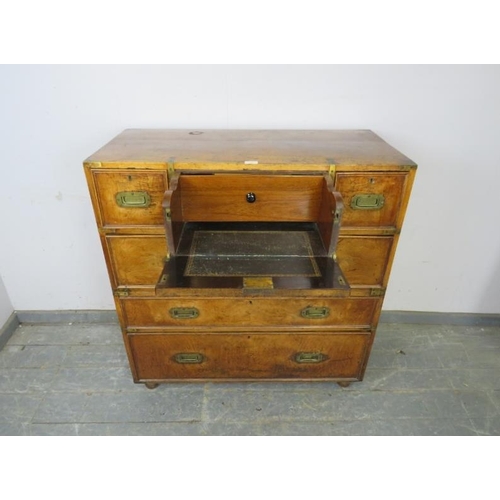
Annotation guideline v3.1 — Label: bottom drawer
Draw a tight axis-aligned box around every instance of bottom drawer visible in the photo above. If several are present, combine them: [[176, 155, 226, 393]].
[[128, 332, 371, 381]]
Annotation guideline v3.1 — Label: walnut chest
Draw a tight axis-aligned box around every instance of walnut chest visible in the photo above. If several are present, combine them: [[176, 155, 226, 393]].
[[84, 129, 416, 388]]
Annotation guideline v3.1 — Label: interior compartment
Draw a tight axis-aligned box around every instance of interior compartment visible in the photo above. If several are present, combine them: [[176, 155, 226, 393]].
[[156, 173, 348, 291]]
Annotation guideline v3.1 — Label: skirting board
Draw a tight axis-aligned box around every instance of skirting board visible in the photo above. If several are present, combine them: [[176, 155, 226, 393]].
[[0, 312, 20, 351], [10, 309, 500, 326]]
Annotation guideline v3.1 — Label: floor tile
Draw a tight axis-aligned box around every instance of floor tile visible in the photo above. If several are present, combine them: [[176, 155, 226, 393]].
[[79, 387, 204, 423], [49, 366, 137, 392], [0, 368, 59, 393], [62, 345, 128, 367], [29, 422, 206, 436], [203, 387, 470, 423], [0, 394, 44, 424], [0, 345, 67, 368], [470, 417, 500, 436]]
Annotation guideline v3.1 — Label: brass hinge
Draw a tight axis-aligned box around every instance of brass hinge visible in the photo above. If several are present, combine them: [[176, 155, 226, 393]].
[[167, 157, 175, 181], [113, 288, 130, 297], [370, 288, 386, 297]]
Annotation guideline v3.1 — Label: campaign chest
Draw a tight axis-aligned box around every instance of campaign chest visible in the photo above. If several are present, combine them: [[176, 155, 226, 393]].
[[84, 129, 416, 388]]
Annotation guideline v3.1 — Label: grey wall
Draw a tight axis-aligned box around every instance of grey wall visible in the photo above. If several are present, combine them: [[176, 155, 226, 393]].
[[0, 65, 499, 313]]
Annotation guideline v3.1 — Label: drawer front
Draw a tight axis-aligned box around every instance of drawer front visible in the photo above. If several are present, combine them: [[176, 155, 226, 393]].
[[336, 236, 393, 286], [93, 170, 166, 226], [180, 174, 324, 222], [129, 332, 370, 380], [122, 297, 378, 328], [335, 172, 406, 228], [107, 235, 167, 286]]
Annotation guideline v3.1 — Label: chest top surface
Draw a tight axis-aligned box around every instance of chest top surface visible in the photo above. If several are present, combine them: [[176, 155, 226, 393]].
[[84, 129, 417, 169]]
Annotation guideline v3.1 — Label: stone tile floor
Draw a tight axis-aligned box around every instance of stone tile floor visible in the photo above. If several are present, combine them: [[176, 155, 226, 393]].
[[0, 322, 499, 435]]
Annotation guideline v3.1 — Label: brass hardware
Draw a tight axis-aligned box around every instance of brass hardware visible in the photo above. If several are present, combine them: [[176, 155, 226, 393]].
[[351, 193, 385, 210], [333, 208, 342, 225], [169, 307, 200, 319], [329, 164, 336, 179], [301, 306, 330, 319], [174, 353, 204, 364], [113, 288, 130, 297], [243, 277, 274, 289], [165, 209, 172, 220], [246, 192, 257, 203], [167, 158, 175, 180], [338, 275, 346, 286], [115, 191, 151, 208], [159, 274, 168, 283], [295, 352, 327, 364], [370, 288, 386, 297]]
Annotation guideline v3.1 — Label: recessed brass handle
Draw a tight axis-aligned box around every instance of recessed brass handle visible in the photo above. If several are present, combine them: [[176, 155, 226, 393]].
[[115, 191, 151, 208], [169, 307, 200, 319], [350, 193, 385, 210], [295, 352, 327, 364], [301, 306, 330, 319], [174, 353, 204, 364]]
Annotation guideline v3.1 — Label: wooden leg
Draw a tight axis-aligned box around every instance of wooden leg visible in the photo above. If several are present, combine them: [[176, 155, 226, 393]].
[[145, 382, 159, 390], [337, 381, 351, 388]]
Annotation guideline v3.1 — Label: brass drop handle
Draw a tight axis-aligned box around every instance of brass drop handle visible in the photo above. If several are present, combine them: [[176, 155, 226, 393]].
[[174, 353, 204, 364], [169, 307, 200, 319], [301, 306, 330, 319], [295, 352, 327, 364]]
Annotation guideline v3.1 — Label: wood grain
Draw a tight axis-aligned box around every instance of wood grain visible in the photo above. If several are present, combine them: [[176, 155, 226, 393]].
[[121, 297, 378, 329], [85, 129, 417, 169], [129, 331, 370, 380]]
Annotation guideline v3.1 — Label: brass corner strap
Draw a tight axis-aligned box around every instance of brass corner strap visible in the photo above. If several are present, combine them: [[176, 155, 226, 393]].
[[329, 164, 336, 179], [113, 288, 130, 297], [167, 157, 175, 181]]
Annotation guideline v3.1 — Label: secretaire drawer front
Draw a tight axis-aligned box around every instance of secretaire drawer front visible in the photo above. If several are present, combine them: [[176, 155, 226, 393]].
[[122, 297, 378, 328], [335, 172, 406, 228], [336, 236, 393, 286], [93, 170, 166, 226], [129, 332, 370, 380], [107, 235, 167, 286], [180, 174, 324, 222]]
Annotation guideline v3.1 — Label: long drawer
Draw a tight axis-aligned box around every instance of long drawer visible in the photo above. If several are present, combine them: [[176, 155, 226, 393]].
[[129, 331, 371, 380], [121, 297, 379, 329]]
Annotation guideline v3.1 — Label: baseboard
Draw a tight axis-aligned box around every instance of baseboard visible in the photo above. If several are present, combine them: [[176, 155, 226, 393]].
[[16, 310, 119, 324], [380, 310, 500, 327], [11, 309, 500, 326], [0, 312, 20, 350]]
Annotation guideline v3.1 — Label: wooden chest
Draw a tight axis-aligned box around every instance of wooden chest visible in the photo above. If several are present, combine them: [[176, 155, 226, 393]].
[[84, 130, 416, 388]]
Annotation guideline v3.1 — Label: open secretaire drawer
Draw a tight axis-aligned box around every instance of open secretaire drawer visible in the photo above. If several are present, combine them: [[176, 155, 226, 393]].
[[155, 172, 349, 293]]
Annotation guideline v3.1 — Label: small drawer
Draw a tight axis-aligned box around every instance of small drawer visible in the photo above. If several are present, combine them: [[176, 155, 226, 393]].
[[93, 170, 166, 226], [106, 235, 167, 287], [121, 297, 378, 329], [129, 332, 371, 380], [336, 236, 393, 287], [335, 172, 407, 228]]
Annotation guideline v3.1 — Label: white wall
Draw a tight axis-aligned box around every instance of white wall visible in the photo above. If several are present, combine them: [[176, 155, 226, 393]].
[[0, 275, 14, 326], [0, 65, 499, 314]]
